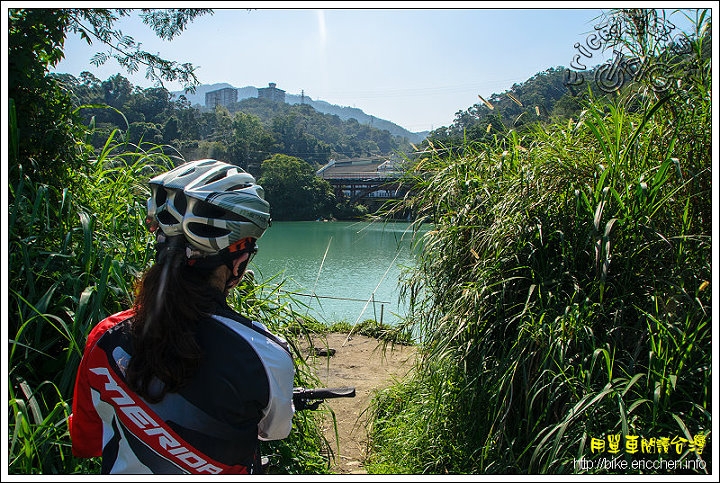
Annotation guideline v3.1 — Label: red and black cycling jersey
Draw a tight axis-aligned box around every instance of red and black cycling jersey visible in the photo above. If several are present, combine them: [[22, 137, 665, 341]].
[[69, 304, 295, 474]]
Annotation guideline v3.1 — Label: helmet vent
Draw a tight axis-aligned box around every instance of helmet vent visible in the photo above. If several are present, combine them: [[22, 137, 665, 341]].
[[206, 173, 227, 184], [174, 191, 188, 214], [155, 187, 167, 206], [186, 222, 231, 238], [178, 166, 196, 178], [193, 200, 250, 222], [229, 183, 252, 191], [157, 210, 177, 225]]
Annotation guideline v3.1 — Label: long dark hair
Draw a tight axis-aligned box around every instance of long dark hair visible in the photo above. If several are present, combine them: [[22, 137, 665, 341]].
[[126, 246, 225, 403]]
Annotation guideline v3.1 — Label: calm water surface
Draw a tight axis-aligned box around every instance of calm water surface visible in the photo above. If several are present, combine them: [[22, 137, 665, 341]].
[[250, 221, 423, 325]]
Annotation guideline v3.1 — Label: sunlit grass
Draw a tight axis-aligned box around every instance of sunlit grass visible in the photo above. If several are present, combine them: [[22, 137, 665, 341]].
[[365, 11, 711, 475], [8, 119, 345, 473]]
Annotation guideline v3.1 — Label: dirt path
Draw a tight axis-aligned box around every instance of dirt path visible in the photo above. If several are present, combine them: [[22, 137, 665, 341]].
[[304, 332, 417, 474]]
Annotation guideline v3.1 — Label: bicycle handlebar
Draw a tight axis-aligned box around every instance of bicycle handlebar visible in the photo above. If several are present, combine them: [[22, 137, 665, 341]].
[[293, 386, 356, 410]]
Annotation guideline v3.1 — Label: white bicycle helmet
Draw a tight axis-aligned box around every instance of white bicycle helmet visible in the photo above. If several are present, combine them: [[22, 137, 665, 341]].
[[182, 161, 270, 253], [147, 159, 226, 236], [146, 159, 271, 259]]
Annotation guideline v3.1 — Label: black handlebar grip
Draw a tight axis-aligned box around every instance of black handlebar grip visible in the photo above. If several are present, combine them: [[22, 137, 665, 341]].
[[304, 387, 356, 399]]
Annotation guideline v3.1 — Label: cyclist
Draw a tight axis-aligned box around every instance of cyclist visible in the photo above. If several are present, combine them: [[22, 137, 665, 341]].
[[69, 159, 295, 474]]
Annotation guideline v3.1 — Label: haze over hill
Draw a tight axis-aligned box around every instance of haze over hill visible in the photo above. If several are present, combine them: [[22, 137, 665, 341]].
[[171, 83, 429, 145]]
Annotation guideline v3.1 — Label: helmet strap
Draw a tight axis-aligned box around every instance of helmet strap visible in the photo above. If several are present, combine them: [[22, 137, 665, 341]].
[[155, 233, 188, 266], [224, 256, 250, 291], [186, 238, 257, 292]]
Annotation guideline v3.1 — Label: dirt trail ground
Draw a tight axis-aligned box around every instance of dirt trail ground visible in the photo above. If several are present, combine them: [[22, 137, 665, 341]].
[[304, 332, 417, 474]]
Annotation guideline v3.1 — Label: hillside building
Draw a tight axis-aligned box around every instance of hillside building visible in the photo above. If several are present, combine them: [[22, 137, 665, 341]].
[[258, 82, 286, 103], [205, 87, 237, 108]]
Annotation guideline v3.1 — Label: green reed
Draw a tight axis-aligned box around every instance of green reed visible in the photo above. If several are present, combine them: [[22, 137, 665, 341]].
[[8, 116, 340, 473], [365, 11, 711, 475]]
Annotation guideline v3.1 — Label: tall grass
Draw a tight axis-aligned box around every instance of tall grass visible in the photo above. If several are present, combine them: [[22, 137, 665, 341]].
[[366, 10, 711, 475], [8, 113, 340, 474], [8, 125, 174, 472]]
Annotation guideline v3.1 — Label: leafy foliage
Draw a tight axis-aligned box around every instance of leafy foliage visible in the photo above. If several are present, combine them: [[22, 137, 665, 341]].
[[366, 8, 712, 475], [9, 6, 712, 476], [57, 73, 416, 174], [8, 9, 88, 182], [67, 8, 212, 90], [7, 7, 350, 475], [259, 154, 337, 221]]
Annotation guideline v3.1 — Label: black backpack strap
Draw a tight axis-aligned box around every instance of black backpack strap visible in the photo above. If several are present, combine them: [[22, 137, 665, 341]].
[[251, 443, 270, 474]]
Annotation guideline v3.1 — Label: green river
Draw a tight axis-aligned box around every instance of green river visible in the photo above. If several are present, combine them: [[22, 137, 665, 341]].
[[250, 220, 423, 326]]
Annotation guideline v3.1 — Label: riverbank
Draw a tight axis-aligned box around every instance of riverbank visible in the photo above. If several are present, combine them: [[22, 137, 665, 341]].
[[304, 332, 418, 474]]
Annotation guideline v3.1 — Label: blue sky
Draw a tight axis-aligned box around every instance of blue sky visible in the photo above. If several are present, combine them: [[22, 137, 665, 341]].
[[45, 4, 704, 133]]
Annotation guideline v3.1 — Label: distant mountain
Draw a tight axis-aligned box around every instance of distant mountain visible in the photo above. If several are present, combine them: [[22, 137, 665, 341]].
[[171, 83, 428, 144]]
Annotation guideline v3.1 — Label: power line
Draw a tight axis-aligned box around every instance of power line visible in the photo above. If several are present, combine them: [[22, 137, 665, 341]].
[[279, 290, 390, 305]]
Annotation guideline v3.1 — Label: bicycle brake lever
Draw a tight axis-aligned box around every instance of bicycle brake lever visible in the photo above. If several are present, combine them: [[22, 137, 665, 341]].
[[305, 400, 323, 410]]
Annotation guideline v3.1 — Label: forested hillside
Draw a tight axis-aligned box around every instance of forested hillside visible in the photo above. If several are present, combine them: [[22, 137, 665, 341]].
[[422, 26, 708, 151], [53, 66, 584, 177], [53, 72, 416, 176], [172, 82, 429, 144]]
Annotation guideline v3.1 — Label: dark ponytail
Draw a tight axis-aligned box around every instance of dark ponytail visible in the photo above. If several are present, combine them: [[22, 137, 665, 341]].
[[126, 247, 225, 403]]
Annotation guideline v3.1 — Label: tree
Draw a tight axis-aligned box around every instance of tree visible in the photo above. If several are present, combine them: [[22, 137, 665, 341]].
[[229, 111, 276, 174], [67, 8, 212, 91], [125, 86, 173, 124], [100, 73, 135, 125], [259, 154, 336, 221], [174, 103, 203, 140], [8, 8, 212, 181], [8, 9, 86, 181], [127, 121, 163, 145], [162, 115, 180, 142]]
